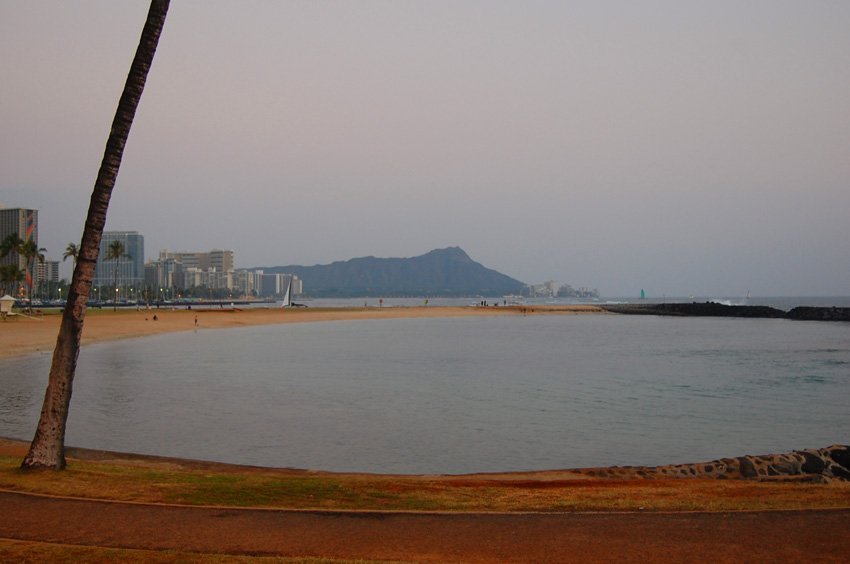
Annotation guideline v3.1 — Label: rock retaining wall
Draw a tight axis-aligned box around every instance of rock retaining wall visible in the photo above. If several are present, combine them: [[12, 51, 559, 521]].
[[579, 445, 850, 482]]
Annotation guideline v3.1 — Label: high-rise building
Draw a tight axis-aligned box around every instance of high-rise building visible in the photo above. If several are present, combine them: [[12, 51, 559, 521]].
[[93, 231, 145, 295], [37, 260, 59, 283], [230, 270, 255, 296], [34, 260, 60, 300], [0, 207, 39, 290], [160, 249, 234, 272], [146, 257, 183, 290], [209, 249, 234, 272], [150, 249, 236, 292], [256, 272, 301, 298]]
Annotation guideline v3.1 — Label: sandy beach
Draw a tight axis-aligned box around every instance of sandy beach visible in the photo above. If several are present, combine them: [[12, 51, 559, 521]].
[[0, 304, 603, 360]]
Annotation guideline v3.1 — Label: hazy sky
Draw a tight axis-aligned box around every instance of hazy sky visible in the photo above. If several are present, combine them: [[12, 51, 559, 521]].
[[2, 1, 848, 296]]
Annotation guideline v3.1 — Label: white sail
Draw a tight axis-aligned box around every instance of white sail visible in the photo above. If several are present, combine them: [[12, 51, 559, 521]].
[[280, 278, 292, 308]]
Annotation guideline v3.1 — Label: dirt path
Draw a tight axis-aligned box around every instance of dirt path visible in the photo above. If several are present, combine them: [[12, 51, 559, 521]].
[[2, 491, 848, 562]]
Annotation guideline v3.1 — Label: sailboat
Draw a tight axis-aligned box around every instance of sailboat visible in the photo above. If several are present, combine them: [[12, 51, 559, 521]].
[[280, 278, 292, 308]]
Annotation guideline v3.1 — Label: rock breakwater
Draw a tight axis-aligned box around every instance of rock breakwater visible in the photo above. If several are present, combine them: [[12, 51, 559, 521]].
[[786, 306, 850, 321], [603, 302, 850, 321], [579, 445, 850, 482]]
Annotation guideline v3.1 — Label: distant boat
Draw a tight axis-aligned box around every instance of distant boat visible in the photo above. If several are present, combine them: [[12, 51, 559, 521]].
[[280, 278, 292, 308]]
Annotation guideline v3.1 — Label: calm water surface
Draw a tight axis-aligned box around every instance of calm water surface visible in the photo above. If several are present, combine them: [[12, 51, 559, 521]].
[[2, 315, 849, 473]]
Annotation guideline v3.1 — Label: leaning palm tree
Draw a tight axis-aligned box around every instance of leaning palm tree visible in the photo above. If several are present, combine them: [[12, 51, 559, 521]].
[[106, 240, 129, 310], [22, 0, 170, 470]]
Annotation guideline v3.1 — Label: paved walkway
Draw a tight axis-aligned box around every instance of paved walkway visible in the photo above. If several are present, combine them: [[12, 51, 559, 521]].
[[2, 491, 848, 562]]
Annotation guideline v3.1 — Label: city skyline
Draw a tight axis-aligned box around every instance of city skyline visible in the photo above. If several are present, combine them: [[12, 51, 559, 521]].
[[0, 211, 596, 298], [1, 216, 304, 300], [2, 1, 849, 296]]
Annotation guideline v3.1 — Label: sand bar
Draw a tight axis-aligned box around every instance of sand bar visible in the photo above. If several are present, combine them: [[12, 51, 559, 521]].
[[0, 304, 603, 360]]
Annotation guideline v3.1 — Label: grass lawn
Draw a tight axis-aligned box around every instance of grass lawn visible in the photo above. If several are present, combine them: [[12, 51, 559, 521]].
[[2, 453, 849, 513]]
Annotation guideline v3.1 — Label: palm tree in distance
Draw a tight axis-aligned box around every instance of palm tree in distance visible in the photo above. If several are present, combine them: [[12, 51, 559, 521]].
[[106, 240, 129, 310], [21, 239, 46, 309], [63, 242, 79, 271], [0, 235, 25, 300], [22, 0, 170, 470], [1, 234, 45, 310], [0, 264, 25, 297], [63, 243, 80, 305], [0, 234, 24, 259]]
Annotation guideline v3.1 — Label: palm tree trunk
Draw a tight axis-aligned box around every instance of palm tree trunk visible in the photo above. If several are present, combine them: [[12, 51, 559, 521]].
[[25, 259, 33, 312], [22, 0, 170, 470]]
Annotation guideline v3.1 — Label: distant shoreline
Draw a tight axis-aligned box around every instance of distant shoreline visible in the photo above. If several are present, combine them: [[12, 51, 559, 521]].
[[0, 304, 604, 361]]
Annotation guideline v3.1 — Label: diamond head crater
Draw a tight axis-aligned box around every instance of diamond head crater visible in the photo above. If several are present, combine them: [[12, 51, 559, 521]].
[[254, 247, 526, 298]]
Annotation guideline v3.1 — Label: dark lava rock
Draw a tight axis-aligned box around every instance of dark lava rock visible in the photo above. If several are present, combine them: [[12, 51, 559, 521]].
[[603, 303, 849, 322], [786, 307, 850, 321], [601, 302, 786, 319], [801, 451, 826, 474], [828, 445, 850, 469], [737, 456, 758, 478], [826, 446, 850, 478]]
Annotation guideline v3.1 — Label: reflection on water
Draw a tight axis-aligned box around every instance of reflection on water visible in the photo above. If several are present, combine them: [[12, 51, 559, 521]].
[[1, 315, 849, 473]]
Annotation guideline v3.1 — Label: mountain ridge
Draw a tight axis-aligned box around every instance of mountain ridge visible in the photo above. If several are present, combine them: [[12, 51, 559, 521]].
[[255, 247, 526, 297]]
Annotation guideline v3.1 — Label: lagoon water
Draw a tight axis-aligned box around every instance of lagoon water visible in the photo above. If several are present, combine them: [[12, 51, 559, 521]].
[[2, 314, 849, 474]]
